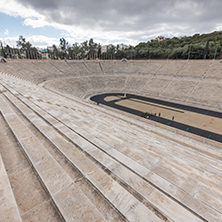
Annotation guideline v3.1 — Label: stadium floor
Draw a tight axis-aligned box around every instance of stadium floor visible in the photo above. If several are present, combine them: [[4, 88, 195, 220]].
[[91, 93, 222, 143]]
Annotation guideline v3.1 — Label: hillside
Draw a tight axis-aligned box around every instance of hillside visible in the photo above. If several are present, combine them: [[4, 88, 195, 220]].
[[130, 31, 222, 59]]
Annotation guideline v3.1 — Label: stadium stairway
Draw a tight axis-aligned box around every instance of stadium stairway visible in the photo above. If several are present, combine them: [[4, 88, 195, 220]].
[[0, 155, 22, 222], [0, 93, 107, 222], [1, 73, 222, 221], [0, 78, 165, 221]]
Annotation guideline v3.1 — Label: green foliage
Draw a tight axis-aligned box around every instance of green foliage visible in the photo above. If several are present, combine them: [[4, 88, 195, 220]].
[[131, 31, 222, 59], [0, 40, 6, 58], [88, 38, 97, 59], [5, 31, 222, 60], [59, 38, 68, 51], [16, 36, 32, 50], [97, 44, 102, 59], [115, 50, 126, 59], [15, 36, 41, 59]]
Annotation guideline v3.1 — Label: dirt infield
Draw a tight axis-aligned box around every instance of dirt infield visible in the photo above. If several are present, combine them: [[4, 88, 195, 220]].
[[91, 93, 222, 142], [114, 97, 222, 134]]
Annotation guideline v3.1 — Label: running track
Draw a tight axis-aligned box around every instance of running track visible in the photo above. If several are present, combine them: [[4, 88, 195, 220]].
[[91, 93, 222, 143]]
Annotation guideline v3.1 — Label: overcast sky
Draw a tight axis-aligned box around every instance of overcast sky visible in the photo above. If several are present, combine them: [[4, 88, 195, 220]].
[[0, 0, 222, 48]]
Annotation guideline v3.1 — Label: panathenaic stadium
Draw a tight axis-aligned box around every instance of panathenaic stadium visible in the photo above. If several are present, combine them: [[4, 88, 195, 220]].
[[0, 59, 222, 222]]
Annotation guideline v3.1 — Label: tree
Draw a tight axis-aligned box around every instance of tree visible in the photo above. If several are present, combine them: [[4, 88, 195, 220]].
[[16, 36, 40, 59], [16, 36, 32, 50], [79, 41, 88, 59], [169, 47, 184, 59], [107, 45, 115, 59], [208, 42, 221, 59], [88, 38, 97, 59], [97, 44, 101, 59], [59, 38, 68, 51], [59, 38, 69, 59], [66, 43, 80, 59], [203, 40, 209, 59], [115, 50, 126, 59], [189, 44, 204, 59], [5, 45, 12, 58], [52, 44, 59, 59], [0, 40, 6, 58]]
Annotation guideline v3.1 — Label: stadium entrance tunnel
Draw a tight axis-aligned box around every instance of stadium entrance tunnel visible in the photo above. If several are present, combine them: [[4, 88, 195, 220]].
[[90, 93, 222, 143]]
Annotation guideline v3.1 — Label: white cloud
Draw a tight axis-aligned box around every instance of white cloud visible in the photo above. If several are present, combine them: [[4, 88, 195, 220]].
[[0, 36, 18, 47], [0, 35, 58, 48], [1, 0, 222, 47], [0, 0, 41, 18], [23, 17, 49, 28], [4, 29, 9, 35], [215, 23, 222, 31], [26, 35, 58, 48]]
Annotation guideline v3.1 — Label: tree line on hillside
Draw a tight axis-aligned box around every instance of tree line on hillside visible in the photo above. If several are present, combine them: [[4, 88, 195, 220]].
[[134, 32, 222, 59], [1, 31, 222, 60]]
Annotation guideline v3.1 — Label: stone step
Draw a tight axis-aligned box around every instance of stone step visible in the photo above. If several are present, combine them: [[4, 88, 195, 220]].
[[13, 90, 222, 222], [0, 95, 106, 222], [1, 79, 215, 164], [66, 110, 222, 174], [0, 81, 215, 168], [2, 77, 222, 221], [26, 92, 221, 164], [2, 90, 164, 222], [0, 155, 22, 222], [29, 94, 222, 185], [3, 85, 210, 222]]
